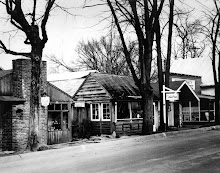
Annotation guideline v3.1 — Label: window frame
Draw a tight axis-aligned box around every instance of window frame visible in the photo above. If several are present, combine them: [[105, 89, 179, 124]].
[[101, 103, 111, 121], [48, 102, 69, 131], [91, 103, 100, 121], [90, 103, 111, 121], [116, 101, 143, 121]]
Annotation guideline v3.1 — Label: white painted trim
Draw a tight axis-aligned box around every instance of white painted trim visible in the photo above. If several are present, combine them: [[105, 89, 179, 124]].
[[177, 81, 200, 101], [101, 103, 111, 121], [128, 102, 132, 120], [189, 101, 192, 121], [90, 103, 100, 121], [199, 101, 201, 121], [115, 102, 117, 122]]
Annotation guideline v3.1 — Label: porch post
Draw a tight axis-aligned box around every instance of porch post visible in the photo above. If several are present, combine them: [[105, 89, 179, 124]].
[[115, 102, 117, 122], [199, 101, 201, 121], [128, 102, 132, 121], [189, 101, 192, 121], [162, 85, 167, 128]]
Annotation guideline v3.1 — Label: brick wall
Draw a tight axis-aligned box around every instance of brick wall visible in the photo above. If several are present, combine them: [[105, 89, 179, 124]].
[[2, 105, 12, 150], [2, 59, 48, 151]]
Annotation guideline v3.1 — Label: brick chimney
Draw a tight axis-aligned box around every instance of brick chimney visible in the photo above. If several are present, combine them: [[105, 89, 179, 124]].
[[2, 59, 48, 151]]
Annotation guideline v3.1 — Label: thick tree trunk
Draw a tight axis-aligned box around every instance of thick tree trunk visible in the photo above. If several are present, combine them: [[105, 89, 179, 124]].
[[27, 47, 43, 151], [141, 83, 154, 135], [142, 95, 154, 134], [215, 84, 220, 125], [155, 19, 165, 131]]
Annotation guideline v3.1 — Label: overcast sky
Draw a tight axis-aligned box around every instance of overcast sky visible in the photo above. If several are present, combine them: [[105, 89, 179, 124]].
[[0, 0, 213, 71], [0, 0, 108, 70]]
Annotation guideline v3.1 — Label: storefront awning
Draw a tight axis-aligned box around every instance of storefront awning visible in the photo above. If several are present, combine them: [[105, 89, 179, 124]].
[[0, 96, 25, 102]]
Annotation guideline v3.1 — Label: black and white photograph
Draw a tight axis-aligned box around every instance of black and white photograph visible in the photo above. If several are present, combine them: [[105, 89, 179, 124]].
[[0, 0, 220, 172]]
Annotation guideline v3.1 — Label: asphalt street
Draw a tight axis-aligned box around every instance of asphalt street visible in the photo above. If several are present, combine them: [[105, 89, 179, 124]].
[[0, 127, 220, 173]]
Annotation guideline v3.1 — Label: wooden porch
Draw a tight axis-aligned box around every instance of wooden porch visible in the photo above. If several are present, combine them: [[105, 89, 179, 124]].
[[116, 119, 143, 135]]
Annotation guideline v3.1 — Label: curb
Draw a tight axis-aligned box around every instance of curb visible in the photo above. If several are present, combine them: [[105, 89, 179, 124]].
[[1, 125, 220, 164]]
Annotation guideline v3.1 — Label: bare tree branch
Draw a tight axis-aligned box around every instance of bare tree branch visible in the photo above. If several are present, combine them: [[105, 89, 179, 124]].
[[41, 0, 55, 44], [32, 0, 37, 25], [0, 40, 31, 58]]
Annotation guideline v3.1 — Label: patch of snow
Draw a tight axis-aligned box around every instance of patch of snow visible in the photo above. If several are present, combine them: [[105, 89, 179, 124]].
[[48, 70, 99, 81]]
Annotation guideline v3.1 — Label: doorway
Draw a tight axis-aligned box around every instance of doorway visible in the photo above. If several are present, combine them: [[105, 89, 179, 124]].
[[174, 102, 179, 127]]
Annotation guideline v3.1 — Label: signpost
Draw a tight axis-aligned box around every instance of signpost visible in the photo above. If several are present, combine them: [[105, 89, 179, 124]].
[[162, 85, 180, 130]]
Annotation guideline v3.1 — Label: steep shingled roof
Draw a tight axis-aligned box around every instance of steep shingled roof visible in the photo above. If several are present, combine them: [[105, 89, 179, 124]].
[[48, 70, 98, 97], [91, 73, 140, 100]]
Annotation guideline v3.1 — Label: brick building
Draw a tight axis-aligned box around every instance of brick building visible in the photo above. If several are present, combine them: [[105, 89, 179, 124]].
[[0, 59, 48, 151]]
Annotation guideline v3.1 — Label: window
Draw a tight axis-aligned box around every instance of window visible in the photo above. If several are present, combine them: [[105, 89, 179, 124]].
[[116, 102, 143, 120], [48, 104, 54, 110], [91, 104, 99, 121], [55, 104, 61, 110], [48, 112, 61, 130], [200, 99, 215, 121], [48, 103, 69, 131], [63, 112, 68, 129], [62, 104, 68, 110], [103, 103, 110, 120], [131, 102, 142, 118], [117, 102, 130, 119], [90, 103, 111, 121]]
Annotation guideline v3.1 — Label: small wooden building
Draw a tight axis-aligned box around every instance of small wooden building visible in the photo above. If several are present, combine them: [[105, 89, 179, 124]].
[[168, 73, 215, 126], [0, 59, 75, 150], [73, 73, 159, 135], [73, 72, 216, 136], [46, 82, 73, 144]]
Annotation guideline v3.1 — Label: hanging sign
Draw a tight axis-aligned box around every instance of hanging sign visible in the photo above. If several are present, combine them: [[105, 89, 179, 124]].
[[41, 96, 50, 107], [166, 93, 179, 101], [75, 102, 85, 107]]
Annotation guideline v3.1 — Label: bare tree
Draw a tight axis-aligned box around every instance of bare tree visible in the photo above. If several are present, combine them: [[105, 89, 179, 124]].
[[47, 55, 78, 73], [204, 0, 220, 124], [76, 34, 137, 75], [155, 0, 174, 131], [0, 0, 55, 151], [48, 32, 140, 76], [107, 0, 165, 134], [174, 12, 205, 59]]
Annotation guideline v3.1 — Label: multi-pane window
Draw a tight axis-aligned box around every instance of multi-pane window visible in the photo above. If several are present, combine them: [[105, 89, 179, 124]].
[[117, 102, 130, 119], [131, 102, 142, 118], [103, 103, 110, 120], [91, 104, 99, 120], [48, 103, 69, 130], [48, 103, 68, 110], [91, 103, 111, 121]]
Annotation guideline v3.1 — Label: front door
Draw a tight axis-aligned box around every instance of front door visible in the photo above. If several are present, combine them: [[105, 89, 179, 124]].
[[174, 102, 179, 127]]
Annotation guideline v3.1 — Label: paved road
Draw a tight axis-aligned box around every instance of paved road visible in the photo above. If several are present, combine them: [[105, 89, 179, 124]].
[[0, 128, 220, 173]]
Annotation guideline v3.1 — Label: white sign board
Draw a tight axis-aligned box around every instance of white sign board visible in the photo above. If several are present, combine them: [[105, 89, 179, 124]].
[[186, 80, 196, 90], [166, 93, 179, 101], [172, 78, 195, 90], [41, 96, 50, 107], [75, 102, 85, 107]]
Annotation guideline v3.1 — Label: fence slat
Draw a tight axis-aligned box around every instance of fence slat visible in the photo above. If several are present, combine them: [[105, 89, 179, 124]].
[[48, 130, 70, 145]]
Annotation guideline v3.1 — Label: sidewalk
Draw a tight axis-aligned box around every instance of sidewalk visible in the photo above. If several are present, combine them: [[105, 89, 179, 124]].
[[1, 125, 220, 162]]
